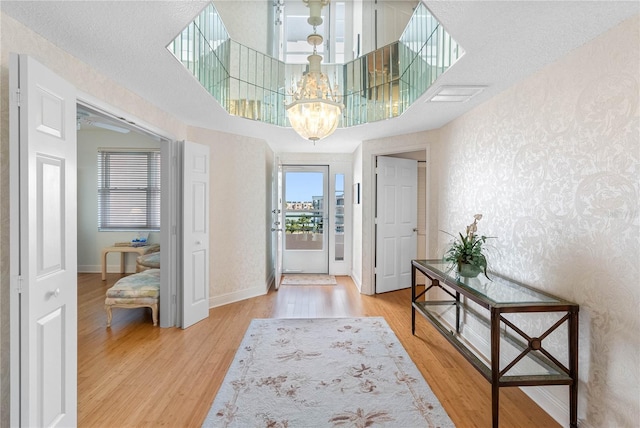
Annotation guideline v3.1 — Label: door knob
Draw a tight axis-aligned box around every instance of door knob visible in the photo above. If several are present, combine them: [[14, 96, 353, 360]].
[[48, 288, 60, 298], [196, 240, 201, 245], [413, 228, 418, 232], [271, 228, 283, 232]]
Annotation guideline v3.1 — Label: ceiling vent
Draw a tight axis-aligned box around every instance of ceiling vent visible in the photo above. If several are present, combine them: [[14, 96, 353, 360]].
[[428, 86, 486, 103]]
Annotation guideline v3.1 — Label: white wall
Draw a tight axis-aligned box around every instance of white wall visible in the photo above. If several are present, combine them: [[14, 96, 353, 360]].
[[433, 15, 639, 427], [214, 1, 269, 54], [352, 14, 640, 427], [77, 129, 162, 273], [187, 126, 272, 307], [0, 12, 188, 425], [351, 144, 363, 289], [265, 145, 275, 286], [359, 0, 414, 54]]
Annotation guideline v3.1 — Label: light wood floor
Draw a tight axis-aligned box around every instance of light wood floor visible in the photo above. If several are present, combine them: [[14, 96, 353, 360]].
[[79, 273, 560, 427]]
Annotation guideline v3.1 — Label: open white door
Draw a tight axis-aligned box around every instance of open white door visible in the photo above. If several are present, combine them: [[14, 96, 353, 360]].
[[182, 141, 210, 328], [273, 159, 284, 289], [375, 156, 417, 293], [9, 54, 77, 426]]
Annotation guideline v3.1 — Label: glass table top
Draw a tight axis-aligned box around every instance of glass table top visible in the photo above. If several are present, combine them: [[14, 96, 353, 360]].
[[413, 260, 570, 306]]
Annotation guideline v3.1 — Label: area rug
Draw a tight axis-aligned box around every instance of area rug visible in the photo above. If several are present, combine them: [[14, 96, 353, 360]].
[[202, 317, 454, 427], [281, 274, 337, 285]]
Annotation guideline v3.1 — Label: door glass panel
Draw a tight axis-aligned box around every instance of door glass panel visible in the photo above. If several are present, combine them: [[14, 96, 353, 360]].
[[335, 174, 344, 261], [284, 171, 324, 250]]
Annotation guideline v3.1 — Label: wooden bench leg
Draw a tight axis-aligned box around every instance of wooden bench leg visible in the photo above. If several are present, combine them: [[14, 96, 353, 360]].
[[106, 305, 113, 328], [151, 303, 158, 326]]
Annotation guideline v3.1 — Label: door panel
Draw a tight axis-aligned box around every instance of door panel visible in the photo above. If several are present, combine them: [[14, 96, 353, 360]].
[[182, 141, 210, 328], [10, 53, 77, 427], [375, 156, 417, 293], [273, 159, 283, 289], [282, 166, 329, 274]]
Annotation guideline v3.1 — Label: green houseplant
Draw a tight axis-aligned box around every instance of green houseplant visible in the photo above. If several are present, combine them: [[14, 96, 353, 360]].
[[443, 214, 494, 279]]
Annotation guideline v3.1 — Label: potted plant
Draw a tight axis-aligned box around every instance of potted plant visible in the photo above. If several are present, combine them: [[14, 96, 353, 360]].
[[443, 214, 494, 279]]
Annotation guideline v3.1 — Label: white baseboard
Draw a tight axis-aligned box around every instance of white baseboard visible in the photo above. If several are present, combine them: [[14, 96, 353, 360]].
[[350, 271, 362, 292], [437, 313, 568, 427], [78, 264, 137, 274], [523, 386, 569, 427], [265, 271, 275, 291], [209, 283, 269, 308]]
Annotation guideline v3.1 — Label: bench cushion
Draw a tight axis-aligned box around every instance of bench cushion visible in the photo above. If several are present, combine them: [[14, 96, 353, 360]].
[[136, 252, 161, 269], [106, 269, 160, 299]]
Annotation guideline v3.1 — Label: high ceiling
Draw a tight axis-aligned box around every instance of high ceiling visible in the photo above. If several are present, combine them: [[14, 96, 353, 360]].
[[2, 1, 638, 153]]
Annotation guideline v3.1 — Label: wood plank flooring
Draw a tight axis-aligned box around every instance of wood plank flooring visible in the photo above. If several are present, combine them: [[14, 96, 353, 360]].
[[78, 273, 560, 427]]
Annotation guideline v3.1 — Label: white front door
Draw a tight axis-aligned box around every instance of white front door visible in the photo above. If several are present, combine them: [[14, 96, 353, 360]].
[[375, 156, 417, 293], [273, 159, 284, 289], [10, 54, 78, 426], [282, 165, 329, 274], [182, 141, 210, 328]]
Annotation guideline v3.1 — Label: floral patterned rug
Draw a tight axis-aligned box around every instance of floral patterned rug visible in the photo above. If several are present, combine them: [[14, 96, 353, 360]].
[[281, 274, 337, 285], [202, 318, 454, 427]]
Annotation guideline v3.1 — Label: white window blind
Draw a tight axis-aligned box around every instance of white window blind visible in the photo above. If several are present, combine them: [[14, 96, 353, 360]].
[[97, 149, 161, 231]]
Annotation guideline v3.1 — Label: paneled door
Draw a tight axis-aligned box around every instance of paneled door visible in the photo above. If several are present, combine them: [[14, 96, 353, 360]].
[[10, 53, 78, 426], [375, 156, 417, 293], [282, 165, 329, 274], [273, 159, 284, 289], [182, 141, 210, 328]]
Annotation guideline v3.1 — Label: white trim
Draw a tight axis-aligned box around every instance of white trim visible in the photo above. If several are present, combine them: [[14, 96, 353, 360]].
[[163, 140, 181, 328], [350, 271, 362, 292], [431, 303, 568, 427], [523, 387, 569, 427], [423, 146, 434, 258], [9, 51, 21, 428], [76, 92, 179, 328], [209, 284, 270, 308], [76, 90, 178, 141], [362, 142, 430, 295], [265, 271, 275, 292], [275, 154, 354, 277]]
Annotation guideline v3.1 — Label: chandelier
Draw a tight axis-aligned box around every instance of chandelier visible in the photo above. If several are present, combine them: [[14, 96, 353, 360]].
[[286, 0, 343, 142]]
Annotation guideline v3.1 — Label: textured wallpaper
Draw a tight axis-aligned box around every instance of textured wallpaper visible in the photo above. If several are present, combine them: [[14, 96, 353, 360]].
[[0, 13, 190, 426], [434, 15, 639, 427], [188, 127, 269, 303]]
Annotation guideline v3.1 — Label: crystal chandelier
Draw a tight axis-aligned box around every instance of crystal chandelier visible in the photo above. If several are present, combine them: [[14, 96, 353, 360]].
[[286, 0, 343, 142]]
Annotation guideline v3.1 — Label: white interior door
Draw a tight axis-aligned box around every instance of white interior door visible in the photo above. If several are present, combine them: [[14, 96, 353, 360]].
[[182, 141, 210, 328], [282, 165, 329, 274], [10, 53, 78, 426], [273, 160, 284, 289], [375, 156, 417, 293]]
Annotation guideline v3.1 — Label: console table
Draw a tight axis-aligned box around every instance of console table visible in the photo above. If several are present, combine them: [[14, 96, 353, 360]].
[[101, 246, 151, 280], [411, 259, 579, 428]]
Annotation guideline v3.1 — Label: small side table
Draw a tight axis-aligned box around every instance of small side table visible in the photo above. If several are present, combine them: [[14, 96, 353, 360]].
[[101, 246, 150, 280]]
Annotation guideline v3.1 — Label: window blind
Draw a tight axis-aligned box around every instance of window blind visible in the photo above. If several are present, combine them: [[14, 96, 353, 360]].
[[97, 149, 161, 231]]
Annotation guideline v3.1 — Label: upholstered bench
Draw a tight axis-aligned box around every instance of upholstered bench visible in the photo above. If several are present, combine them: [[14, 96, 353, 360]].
[[105, 269, 160, 327], [136, 251, 160, 272]]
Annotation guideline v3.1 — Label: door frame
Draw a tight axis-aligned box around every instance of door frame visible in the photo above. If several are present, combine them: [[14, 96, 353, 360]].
[[374, 155, 418, 293], [76, 93, 181, 327], [275, 154, 352, 277], [281, 164, 330, 274], [367, 147, 431, 295]]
